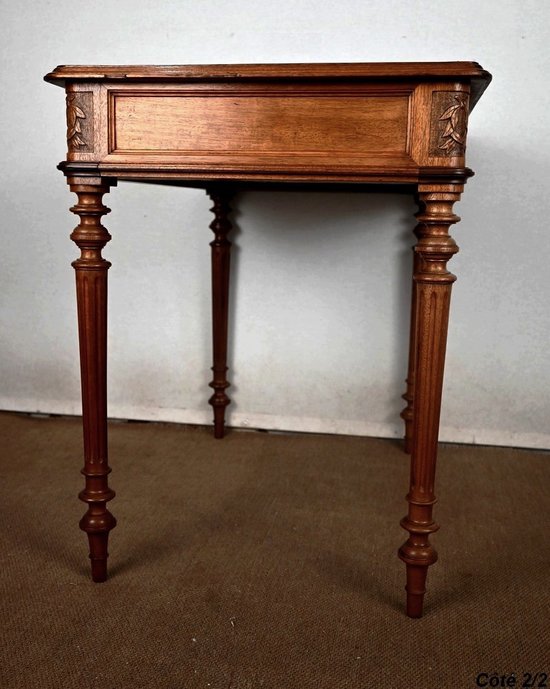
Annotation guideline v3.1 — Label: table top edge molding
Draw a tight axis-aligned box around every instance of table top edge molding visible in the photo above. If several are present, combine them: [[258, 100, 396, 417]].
[[44, 61, 492, 109]]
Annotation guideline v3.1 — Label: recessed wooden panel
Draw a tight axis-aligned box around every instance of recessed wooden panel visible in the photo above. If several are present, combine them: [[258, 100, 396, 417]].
[[111, 93, 409, 156]]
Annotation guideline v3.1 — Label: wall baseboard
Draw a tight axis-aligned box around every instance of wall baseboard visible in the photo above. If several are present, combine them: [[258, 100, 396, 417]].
[[1, 397, 549, 451]]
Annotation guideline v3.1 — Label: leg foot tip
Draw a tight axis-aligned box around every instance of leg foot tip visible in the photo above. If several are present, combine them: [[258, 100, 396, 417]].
[[90, 560, 108, 583], [406, 594, 424, 618], [213, 413, 227, 438]]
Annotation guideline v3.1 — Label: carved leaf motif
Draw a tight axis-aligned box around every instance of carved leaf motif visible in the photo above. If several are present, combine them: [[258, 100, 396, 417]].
[[66, 94, 87, 148], [438, 94, 467, 154], [439, 104, 459, 120]]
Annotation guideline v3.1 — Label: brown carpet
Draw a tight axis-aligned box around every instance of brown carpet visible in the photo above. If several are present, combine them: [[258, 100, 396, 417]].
[[1, 411, 549, 689]]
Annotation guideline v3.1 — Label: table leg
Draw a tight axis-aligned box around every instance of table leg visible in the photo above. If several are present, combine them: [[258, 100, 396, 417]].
[[207, 188, 233, 439], [69, 178, 116, 582], [400, 198, 422, 454], [398, 184, 462, 617]]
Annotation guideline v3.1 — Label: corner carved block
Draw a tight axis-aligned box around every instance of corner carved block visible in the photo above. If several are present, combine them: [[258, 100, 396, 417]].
[[66, 92, 94, 152], [429, 91, 470, 156]]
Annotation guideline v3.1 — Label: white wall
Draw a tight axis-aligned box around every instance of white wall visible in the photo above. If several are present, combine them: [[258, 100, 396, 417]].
[[1, 0, 549, 449]]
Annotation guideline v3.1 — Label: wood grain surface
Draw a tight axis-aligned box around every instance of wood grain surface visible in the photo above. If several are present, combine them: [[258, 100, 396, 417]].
[[112, 93, 409, 156]]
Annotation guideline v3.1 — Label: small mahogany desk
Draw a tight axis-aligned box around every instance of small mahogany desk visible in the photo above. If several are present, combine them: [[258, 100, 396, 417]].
[[44, 62, 491, 617]]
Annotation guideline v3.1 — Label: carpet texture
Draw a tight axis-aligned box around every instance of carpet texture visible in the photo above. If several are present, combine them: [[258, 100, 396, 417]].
[[0, 411, 548, 689]]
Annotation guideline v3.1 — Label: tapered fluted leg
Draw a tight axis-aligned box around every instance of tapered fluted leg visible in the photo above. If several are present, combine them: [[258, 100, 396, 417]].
[[69, 178, 116, 582], [401, 200, 423, 454], [207, 188, 233, 439], [398, 184, 462, 617]]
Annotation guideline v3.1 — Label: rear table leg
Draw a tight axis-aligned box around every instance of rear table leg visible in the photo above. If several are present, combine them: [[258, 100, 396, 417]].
[[207, 188, 234, 439]]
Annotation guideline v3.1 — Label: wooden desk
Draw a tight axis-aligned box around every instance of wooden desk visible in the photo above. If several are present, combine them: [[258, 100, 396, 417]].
[[44, 62, 491, 617]]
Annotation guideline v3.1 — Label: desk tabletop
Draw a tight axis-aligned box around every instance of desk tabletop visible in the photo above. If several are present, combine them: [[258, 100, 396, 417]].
[[45, 62, 491, 108]]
